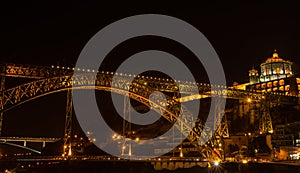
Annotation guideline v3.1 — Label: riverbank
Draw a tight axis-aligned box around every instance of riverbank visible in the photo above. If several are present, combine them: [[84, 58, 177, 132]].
[[1, 159, 300, 173]]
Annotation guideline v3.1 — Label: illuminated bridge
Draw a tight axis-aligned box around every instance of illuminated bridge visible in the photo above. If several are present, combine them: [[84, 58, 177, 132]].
[[0, 63, 298, 161], [0, 137, 60, 154]]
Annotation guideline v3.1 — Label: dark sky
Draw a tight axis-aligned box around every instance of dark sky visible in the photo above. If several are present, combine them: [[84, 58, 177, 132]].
[[1, 2, 300, 138], [1, 2, 300, 83]]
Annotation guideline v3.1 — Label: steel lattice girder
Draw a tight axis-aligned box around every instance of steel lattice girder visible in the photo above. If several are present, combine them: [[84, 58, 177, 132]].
[[0, 63, 299, 160], [0, 74, 223, 160], [0, 63, 298, 103]]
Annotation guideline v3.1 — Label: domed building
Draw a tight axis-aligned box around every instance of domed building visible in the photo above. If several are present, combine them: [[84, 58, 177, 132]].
[[247, 50, 299, 96], [261, 50, 293, 81]]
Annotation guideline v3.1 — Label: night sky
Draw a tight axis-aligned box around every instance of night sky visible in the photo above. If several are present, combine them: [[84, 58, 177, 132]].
[[1, 2, 300, 138]]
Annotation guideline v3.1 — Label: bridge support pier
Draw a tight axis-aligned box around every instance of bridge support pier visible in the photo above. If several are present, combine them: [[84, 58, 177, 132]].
[[122, 95, 132, 156], [63, 89, 73, 156], [0, 76, 5, 136], [259, 99, 273, 134]]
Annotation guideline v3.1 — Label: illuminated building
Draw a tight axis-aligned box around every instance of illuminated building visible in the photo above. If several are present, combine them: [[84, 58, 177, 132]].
[[259, 49, 293, 82], [249, 67, 259, 84], [246, 50, 299, 96]]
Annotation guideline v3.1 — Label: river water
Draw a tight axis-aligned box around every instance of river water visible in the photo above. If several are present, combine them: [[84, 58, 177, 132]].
[[1, 160, 300, 173]]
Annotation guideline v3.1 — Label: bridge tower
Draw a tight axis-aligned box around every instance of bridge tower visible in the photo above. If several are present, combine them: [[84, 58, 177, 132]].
[[213, 97, 228, 160], [259, 99, 273, 134], [63, 89, 73, 156], [0, 75, 5, 136], [121, 95, 132, 156]]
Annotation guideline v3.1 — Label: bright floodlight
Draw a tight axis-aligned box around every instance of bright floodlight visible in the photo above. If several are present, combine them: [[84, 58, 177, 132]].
[[214, 161, 219, 166]]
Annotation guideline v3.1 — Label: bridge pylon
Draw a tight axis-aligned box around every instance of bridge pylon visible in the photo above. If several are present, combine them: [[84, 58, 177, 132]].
[[122, 95, 132, 156], [259, 99, 273, 134], [0, 75, 5, 136], [63, 89, 73, 156]]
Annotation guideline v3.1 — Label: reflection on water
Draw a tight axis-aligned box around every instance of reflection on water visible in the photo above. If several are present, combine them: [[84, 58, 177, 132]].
[[1, 161, 299, 173], [211, 162, 300, 173]]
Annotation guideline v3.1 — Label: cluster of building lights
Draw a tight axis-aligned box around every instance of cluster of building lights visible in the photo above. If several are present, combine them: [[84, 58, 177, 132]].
[[0, 152, 32, 157], [246, 89, 299, 97]]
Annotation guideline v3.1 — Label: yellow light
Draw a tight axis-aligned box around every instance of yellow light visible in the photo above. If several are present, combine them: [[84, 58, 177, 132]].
[[242, 160, 248, 164], [68, 147, 72, 156], [135, 137, 139, 142], [248, 132, 251, 136], [180, 150, 183, 157], [214, 161, 219, 166], [247, 98, 251, 103]]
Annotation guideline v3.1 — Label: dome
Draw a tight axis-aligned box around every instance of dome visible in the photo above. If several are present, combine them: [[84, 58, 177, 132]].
[[259, 50, 293, 82], [262, 49, 289, 64]]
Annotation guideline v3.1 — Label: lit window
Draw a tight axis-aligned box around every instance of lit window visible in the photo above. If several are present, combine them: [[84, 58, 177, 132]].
[[267, 82, 272, 88], [285, 85, 290, 91], [267, 88, 272, 92], [262, 83, 266, 89], [279, 80, 284, 85], [276, 67, 280, 74], [273, 87, 278, 91], [297, 78, 300, 84], [285, 68, 290, 74], [279, 86, 284, 91], [273, 81, 278, 86]]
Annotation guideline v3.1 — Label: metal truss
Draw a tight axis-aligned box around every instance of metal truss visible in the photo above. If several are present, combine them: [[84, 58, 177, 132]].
[[259, 99, 273, 134], [0, 63, 73, 79], [0, 63, 298, 103], [0, 63, 299, 161], [0, 137, 60, 154], [63, 89, 73, 157], [122, 95, 132, 156], [0, 74, 218, 160], [0, 136, 60, 142], [0, 75, 5, 136]]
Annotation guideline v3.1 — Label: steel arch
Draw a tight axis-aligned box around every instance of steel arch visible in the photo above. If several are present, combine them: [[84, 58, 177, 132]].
[[0, 75, 221, 160]]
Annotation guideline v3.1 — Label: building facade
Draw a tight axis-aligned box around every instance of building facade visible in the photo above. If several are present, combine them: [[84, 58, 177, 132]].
[[246, 50, 299, 96]]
